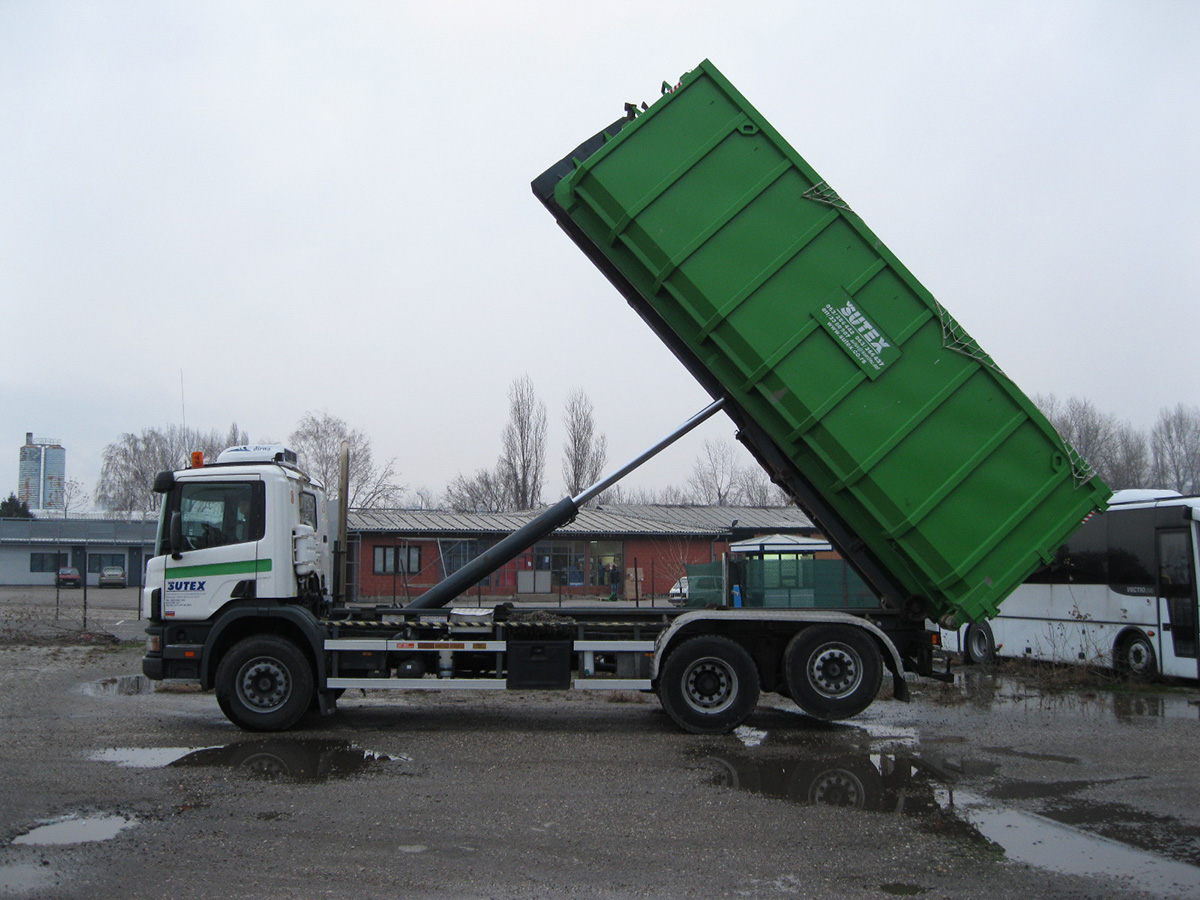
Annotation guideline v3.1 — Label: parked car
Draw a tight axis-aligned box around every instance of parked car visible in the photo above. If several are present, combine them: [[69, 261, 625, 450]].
[[56, 567, 81, 588], [668, 577, 688, 605], [98, 566, 126, 588]]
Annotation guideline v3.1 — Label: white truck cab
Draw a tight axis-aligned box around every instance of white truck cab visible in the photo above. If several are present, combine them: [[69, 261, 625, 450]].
[[143, 445, 331, 623], [142, 446, 333, 696]]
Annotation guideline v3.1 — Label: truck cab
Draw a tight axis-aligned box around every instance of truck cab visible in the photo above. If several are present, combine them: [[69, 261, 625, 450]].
[[141, 445, 331, 685]]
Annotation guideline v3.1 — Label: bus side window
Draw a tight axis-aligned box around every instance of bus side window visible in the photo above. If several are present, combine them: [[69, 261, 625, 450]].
[[1107, 508, 1156, 594], [1029, 512, 1107, 584]]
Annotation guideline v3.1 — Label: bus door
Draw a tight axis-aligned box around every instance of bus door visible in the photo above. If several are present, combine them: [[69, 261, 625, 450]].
[[1157, 527, 1198, 679]]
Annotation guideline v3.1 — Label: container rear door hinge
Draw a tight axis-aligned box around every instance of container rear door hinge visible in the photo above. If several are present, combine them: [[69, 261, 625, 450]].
[[802, 180, 853, 213]]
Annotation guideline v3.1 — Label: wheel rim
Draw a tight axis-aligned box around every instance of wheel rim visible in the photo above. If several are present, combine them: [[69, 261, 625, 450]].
[[236, 656, 292, 713], [969, 629, 988, 659], [1126, 639, 1152, 674], [807, 769, 867, 809], [807, 643, 863, 699], [682, 656, 738, 714]]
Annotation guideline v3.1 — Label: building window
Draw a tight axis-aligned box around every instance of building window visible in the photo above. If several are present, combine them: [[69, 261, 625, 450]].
[[441, 539, 490, 586], [30, 552, 68, 573], [374, 545, 420, 575], [589, 540, 623, 588], [531, 539, 588, 586]]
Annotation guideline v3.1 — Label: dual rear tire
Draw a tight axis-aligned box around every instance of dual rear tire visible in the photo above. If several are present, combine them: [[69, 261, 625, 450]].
[[657, 625, 885, 733], [783, 626, 883, 721]]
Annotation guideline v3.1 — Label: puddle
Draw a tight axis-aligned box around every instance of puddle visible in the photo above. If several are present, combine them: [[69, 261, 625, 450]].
[[11, 813, 136, 846], [1039, 798, 1200, 867], [90, 746, 221, 767], [90, 739, 405, 782], [84, 674, 153, 696], [951, 789, 1200, 899], [705, 733, 1200, 898], [940, 672, 1200, 723], [705, 749, 947, 815]]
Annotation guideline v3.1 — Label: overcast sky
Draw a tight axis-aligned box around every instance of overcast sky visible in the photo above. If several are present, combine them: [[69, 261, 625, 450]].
[[3, 1, 1197, 508]]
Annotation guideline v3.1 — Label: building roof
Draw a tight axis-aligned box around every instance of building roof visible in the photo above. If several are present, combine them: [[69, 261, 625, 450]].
[[0, 517, 158, 547], [348, 504, 813, 539], [598, 504, 814, 535], [730, 534, 833, 554]]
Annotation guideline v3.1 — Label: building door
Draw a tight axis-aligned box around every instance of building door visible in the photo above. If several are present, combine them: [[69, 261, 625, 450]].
[[127, 547, 143, 588], [70, 546, 87, 580]]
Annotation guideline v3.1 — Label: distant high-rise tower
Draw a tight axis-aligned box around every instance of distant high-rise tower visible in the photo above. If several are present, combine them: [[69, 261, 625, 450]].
[[17, 433, 66, 511]]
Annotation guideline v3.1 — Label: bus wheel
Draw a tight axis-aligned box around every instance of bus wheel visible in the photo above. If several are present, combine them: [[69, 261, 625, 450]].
[[215, 636, 314, 732], [1116, 632, 1157, 681], [658, 635, 760, 734], [963, 622, 995, 665], [785, 626, 882, 721]]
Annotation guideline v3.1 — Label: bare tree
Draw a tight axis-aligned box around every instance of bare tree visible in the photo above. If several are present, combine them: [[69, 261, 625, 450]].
[[497, 375, 547, 510], [736, 465, 790, 507], [444, 467, 509, 513], [1107, 424, 1151, 490], [1035, 394, 1118, 484], [60, 478, 86, 518], [657, 484, 696, 505], [561, 388, 608, 500], [96, 423, 248, 515], [688, 439, 739, 506], [598, 484, 690, 505], [1151, 404, 1200, 494], [289, 411, 404, 508], [410, 487, 438, 510]]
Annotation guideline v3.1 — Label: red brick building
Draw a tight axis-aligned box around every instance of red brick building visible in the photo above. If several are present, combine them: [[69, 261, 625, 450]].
[[347, 505, 815, 605]]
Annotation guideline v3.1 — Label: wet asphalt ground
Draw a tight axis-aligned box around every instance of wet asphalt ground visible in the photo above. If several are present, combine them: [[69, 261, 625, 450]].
[[2, 587, 1200, 900]]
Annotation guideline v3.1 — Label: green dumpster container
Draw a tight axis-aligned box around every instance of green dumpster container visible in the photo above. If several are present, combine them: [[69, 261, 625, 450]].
[[534, 60, 1109, 626]]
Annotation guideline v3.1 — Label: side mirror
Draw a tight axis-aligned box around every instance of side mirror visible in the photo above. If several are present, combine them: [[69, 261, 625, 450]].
[[170, 511, 184, 560]]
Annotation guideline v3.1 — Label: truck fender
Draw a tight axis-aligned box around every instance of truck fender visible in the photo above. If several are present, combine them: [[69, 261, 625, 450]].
[[651, 609, 909, 701], [200, 604, 328, 689]]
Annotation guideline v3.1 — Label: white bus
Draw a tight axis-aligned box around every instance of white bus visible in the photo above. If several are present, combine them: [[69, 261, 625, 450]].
[[943, 490, 1199, 680]]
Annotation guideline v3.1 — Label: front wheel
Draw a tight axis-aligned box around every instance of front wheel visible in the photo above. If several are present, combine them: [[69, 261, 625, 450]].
[[215, 636, 314, 732], [785, 625, 883, 721], [657, 635, 760, 735]]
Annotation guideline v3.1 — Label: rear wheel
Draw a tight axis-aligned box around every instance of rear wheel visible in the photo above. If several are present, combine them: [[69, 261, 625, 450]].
[[215, 636, 314, 732], [658, 635, 760, 735], [1116, 632, 1157, 681], [785, 625, 883, 721]]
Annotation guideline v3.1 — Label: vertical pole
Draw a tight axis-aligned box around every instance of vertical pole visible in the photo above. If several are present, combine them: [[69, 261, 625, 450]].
[[82, 551, 88, 630], [336, 441, 350, 604]]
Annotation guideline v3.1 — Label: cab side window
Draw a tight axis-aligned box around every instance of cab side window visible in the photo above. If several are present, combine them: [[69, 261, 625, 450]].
[[299, 491, 318, 530]]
